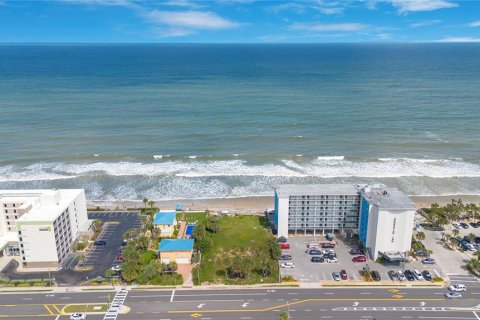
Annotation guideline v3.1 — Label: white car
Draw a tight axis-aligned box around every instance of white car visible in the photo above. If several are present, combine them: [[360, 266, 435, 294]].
[[326, 257, 338, 263], [413, 269, 423, 280], [449, 284, 466, 292], [281, 262, 295, 268], [397, 271, 406, 281], [111, 265, 122, 272], [70, 313, 87, 320], [453, 223, 462, 229], [445, 291, 462, 299]]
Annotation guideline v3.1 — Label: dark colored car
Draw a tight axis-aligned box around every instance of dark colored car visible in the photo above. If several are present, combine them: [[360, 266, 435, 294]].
[[422, 270, 432, 281], [352, 255, 367, 262], [371, 271, 381, 281], [121, 240, 128, 246], [460, 223, 469, 229], [388, 270, 399, 281], [308, 249, 322, 255], [340, 269, 348, 280], [404, 270, 415, 281], [311, 256, 325, 263], [470, 222, 480, 228], [277, 236, 287, 243], [94, 240, 106, 246], [415, 250, 429, 257], [350, 248, 362, 255], [279, 255, 292, 261], [322, 243, 335, 248]]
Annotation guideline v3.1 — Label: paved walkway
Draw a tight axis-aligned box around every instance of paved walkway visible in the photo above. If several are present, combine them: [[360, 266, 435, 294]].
[[177, 221, 187, 239]]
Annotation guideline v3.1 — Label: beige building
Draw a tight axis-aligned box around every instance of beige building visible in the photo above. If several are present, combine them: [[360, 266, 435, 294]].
[[158, 239, 194, 264]]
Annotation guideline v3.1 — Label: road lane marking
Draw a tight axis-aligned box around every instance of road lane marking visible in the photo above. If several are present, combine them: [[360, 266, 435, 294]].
[[52, 305, 62, 314], [168, 298, 445, 314], [473, 311, 480, 320], [171, 289, 175, 302], [44, 305, 55, 315]]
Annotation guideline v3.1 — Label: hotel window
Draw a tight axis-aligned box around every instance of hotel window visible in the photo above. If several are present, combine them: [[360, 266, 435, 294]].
[[13, 209, 16, 213], [13, 204, 15, 207], [4, 209, 7, 213]]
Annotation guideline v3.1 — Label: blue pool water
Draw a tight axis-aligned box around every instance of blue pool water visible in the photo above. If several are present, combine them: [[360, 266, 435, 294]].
[[185, 225, 195, 236]]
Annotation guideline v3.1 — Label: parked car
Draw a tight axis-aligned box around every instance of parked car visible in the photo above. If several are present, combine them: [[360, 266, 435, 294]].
[[422, 270, 432, 281], [404, 270, 415, 281], [111, 265, 122, 272], [94, 240, 106, 246], [340, 269, 348, 280], [371, 271, 381, 281], [279, 255, 292, 261], [397, 271, 406, 281], [308, 249, 322, 255], [322, 243, 335, 248], [352, 255, 367, 263], [70, 313, 87, 320], [445, 291, 462, 299], [307, 242, 319, 249], [121, 240, 128, 246], [413, 269, 423, 280], [415, 250, 429, 257], [332, 272, 341, 281], [448, 284, 466, 292], [277, 236, 287, 243], [453, 223, 463, 229], [279, 243, 290, 249], [350, 248, 362, 255], [311, 256, 325, 263], [460, 223, 470, 229], [280, 262, 295, 268], [115, 255, 124, 261], [388, 270, 399, 281], [470, 222, 480, 228], [326, 257, 338, 263], [422, 258, 435, 264]]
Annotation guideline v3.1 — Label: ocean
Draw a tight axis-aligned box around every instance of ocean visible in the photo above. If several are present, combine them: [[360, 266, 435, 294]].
[[1, 44, 480, 200]]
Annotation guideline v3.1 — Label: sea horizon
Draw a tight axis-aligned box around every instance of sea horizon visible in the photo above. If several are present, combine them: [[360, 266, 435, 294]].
[[1, 43, 480, 200]]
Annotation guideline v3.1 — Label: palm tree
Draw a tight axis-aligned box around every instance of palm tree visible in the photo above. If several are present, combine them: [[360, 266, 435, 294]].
[[148, 200, 155, 209], [92, 219, 103, 233], [452, 228, 460, 238], [143, 198, 148, 209], [415, 231, 426, 242]]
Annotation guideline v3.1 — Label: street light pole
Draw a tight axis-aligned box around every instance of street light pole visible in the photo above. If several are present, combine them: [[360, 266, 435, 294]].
[[197, 250, 201, 285]]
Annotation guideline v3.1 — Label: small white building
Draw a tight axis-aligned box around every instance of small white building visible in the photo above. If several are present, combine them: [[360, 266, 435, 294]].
[[0, 189, 91, 269], [357, 184, 416, 261]]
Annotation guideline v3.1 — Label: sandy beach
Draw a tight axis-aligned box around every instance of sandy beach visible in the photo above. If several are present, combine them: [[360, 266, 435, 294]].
[[87, 194, 480, 213]]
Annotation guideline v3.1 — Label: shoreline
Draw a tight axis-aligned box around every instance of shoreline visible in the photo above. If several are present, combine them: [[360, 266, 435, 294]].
[[87, 194, 480, 213]]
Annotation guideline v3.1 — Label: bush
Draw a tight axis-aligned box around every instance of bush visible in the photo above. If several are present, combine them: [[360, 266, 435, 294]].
[[281, 275, 295, 282], [432, 276, 444, 282], [140, 250, 158, 266]]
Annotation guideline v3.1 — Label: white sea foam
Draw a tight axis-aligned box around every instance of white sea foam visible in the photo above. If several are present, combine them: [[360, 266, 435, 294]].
[[317, 156, 345, 161], [296, 154, 303, 157], [93, 154, 100, 157], [153, 155, 163, 159], [378, 157, 441, 163], [188, 156, 197, 159]]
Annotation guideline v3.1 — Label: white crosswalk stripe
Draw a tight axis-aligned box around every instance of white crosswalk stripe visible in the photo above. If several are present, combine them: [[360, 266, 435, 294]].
[[333, 307, 449, 312], [102, 290, 129, 320]]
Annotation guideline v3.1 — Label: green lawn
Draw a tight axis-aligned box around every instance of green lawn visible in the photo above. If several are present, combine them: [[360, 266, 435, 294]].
[[195, 215, 279, 285], [177, 212, 207, 224]]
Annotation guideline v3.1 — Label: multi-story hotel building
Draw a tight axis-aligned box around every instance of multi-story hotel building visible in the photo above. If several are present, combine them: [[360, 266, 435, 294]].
[[274, 183, 416, 261], [0, 189, 91, 269]]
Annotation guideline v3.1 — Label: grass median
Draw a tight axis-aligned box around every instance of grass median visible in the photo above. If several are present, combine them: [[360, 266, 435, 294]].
[[62, 303, 109, 314]]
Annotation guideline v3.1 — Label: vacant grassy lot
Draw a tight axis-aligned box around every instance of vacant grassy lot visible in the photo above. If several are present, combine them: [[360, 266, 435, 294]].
[[177, 211, 207, 224], [196, 215, 279, 285]]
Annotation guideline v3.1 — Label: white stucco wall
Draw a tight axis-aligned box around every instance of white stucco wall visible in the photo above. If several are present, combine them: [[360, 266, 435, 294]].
[[18, 223, 58, 263], [277, 197, 289, 238]]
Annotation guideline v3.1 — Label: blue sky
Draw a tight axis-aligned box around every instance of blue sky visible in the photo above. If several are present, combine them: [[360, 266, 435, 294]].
[[0, 0, 479, 43]]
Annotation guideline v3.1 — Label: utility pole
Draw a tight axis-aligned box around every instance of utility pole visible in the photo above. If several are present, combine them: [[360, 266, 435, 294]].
[[197, 250, 201, 285], [48, 269, 51, 286]]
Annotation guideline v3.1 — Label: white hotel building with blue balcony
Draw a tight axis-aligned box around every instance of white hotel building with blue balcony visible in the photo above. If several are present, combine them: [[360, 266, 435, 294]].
[[274, 183, 415, 261]]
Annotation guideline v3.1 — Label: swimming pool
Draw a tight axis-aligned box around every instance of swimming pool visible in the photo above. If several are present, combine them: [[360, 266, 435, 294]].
[[185, 225, 195, 236]]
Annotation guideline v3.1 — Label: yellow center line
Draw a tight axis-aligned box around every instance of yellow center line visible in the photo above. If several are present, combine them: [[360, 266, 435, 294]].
[[168, 298, 446, 314], [43, 305, 54, 315]]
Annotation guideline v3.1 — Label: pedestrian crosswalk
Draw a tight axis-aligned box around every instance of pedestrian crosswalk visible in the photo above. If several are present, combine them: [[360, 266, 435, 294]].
[[333, 307, 448, 312], [103, 289, 128, 320], [448, 274, 480, 283]]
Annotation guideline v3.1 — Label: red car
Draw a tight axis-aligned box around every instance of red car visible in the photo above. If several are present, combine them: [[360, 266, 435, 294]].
[[352, 255, 367, 262], [340, 269, 348, 280], [279, 243, 290, 249], [115, 255, 124, 261]]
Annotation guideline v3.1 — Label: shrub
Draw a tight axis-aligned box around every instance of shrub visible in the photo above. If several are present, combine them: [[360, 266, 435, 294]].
[[140, 250, 158, 266], [281, 275, 295, 282], [432, 276, 444, 282]]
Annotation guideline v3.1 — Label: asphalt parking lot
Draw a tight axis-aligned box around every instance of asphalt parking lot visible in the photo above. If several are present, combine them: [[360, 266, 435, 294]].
[[84, 211, 144, 277], [280, 235, 443, 284]]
